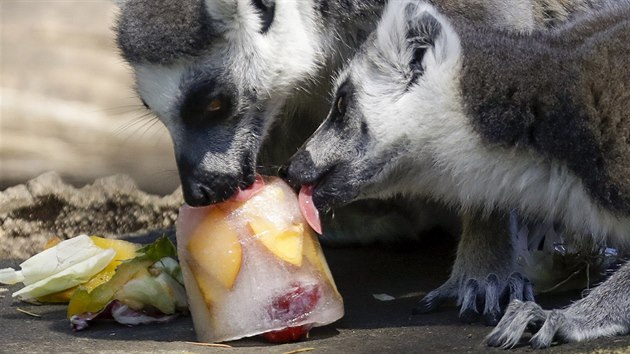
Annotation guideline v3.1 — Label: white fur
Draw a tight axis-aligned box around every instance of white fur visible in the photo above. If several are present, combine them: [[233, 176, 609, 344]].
[[133, 0, 328, 144], [134, 63, 187, 140], [349, 1, 630, 247]]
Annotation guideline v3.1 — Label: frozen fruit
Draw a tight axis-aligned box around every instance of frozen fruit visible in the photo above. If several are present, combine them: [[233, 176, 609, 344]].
[[302, 229, 337, 290], [176, 177, 344, 343], [261, 325, 311, 343], [268, 283, 321, 323], [187, 208, 242, 290], [249, 219, 305, 266]]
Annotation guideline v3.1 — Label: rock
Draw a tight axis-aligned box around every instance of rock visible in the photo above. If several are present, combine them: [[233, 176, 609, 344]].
[[0, 172, 183, 260]]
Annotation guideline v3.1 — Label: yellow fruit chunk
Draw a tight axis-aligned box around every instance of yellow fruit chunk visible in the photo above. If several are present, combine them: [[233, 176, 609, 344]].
[[80, 236, 139, 292], [303, 228, 336, 287], [36, 286, 77, 303], [67, 259, 153, 318], [187, 208, 242, 289], [90, 236, 139, 274], [249, 219, 304, 266], [186, 260, 223, 309], [44, 236, 63, 250]]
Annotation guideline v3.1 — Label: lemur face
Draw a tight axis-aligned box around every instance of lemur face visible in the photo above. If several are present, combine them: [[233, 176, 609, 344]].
[[284, 2, 461, 211], [115, 0, 321, 205]]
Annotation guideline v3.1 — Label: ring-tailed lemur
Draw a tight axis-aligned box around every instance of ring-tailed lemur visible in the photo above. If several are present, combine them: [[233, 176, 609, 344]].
[[282, 0, 630, 348], [114, 0, 613, 326]]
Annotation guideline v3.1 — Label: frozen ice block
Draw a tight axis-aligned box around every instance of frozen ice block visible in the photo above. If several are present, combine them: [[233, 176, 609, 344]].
[[176, 177, 344, 343]]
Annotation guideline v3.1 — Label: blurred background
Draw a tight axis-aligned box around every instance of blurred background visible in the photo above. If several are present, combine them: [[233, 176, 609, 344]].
[[1, 0, 180, 195]]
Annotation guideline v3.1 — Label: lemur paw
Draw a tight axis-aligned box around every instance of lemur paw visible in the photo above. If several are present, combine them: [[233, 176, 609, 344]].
[[486, 298, 630, 349], [413, 272, 534, 326], [485, 300, 547, 348]]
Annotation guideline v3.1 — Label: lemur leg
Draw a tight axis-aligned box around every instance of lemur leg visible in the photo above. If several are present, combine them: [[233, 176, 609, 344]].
[[487, 260, 630, 349], [414, 209, 533, 325]]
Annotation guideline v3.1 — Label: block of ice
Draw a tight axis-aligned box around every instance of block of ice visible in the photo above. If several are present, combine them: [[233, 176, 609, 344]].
[[176, 177, 344, 343]]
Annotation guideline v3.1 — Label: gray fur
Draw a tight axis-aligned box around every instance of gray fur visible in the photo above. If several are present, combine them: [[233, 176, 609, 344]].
[[459, 6, 630, 213], [117, 0, 217, 64], [284, 0, 630, 347]]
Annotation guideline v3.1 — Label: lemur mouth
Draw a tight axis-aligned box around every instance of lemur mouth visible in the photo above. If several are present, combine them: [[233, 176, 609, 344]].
[[233, 174, 265, 202]]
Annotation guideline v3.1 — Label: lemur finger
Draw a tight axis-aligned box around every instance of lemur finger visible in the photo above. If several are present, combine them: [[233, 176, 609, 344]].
[[459, 278, 481, 323], [506, 272, 525, 302], [530, 310, 565, 349], [486, 300, 545, 348], [482, 274, 502, 326], [413, 288, 449, 314], [523, 278, 535, 302]]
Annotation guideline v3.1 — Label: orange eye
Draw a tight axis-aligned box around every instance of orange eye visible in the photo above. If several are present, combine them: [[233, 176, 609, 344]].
[[208, 98, 222, 112]]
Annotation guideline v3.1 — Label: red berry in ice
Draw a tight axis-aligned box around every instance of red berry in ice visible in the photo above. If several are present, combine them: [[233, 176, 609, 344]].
[[261, 283, 321, 343], [261, 325, 312, 343], [268, 283, 321, 322]]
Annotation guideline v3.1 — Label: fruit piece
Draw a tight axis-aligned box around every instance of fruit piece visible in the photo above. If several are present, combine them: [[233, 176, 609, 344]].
[[90, 236, 139, 273], [249, 219, 304, 266], [298, 185, 322, 234], [35, 286, 78, 303], [186, 260, 224, 310], [261, 283, 320, 342], [44, 236, 63, 249], [187, 208, 242, 289], [78, 236, 140, 293], [261, 325, 311, 343], [67, 258, 153, 318], [33, 237, 139, 303], [268, 283, 321, 322], [302, 229, 337, 286]]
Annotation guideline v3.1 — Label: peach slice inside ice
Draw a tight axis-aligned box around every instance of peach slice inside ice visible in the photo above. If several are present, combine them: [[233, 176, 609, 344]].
[[187, 208, 242, 289], [249, 219, 304, 267]]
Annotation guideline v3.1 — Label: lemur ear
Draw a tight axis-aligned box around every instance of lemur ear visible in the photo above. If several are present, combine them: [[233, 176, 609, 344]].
[[251, 0, 275, 33], [404, 3, 444, 82]]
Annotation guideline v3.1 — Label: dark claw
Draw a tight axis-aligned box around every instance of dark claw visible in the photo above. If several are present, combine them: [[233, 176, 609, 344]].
[[523, 279, 535, 302], [413, 290, 445, 314], [483, 309, 502, 326], [483, 274, 501, 326], [460, 308, 481, 323], [459, 279, 480, 323], [507, 272, 525, 302]]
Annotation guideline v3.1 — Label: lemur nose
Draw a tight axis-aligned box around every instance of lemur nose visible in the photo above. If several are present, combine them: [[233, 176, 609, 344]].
[[277, 164, 289, 180]]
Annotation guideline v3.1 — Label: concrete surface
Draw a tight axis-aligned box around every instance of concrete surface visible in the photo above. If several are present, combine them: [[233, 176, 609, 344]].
[[2, 238, 630, 353]]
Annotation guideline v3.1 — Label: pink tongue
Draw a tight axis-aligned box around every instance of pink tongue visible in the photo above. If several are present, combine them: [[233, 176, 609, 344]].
[[233, 175, 266, 202], [298, 185, 322, 235]]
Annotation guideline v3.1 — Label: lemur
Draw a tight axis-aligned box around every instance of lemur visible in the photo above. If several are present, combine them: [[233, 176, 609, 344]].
[[114, 0, 614, 325], [282, 0, 630, 348]]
